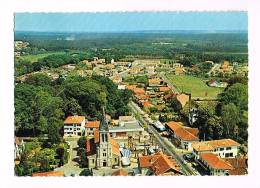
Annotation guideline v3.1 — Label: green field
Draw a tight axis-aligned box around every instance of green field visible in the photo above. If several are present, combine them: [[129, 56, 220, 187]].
[[166, 75, 223, 99], [18, 52, 66, 63]]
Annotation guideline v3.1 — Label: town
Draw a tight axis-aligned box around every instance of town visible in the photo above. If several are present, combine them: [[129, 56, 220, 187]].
[[14, 30, 248, 177]]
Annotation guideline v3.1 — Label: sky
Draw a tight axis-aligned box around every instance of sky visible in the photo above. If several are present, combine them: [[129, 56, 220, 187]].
[[15, 12, 248, 32]]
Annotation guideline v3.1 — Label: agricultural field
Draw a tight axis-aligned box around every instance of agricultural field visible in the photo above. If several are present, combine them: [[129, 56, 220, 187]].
[[166, 75, 223, 99], [17, 52, 66, 63]]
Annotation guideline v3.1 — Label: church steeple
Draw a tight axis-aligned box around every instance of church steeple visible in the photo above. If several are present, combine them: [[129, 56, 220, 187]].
[[100, 106, 108, 131]]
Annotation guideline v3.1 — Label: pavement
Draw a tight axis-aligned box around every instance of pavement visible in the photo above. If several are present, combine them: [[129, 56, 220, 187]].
[[54, 137, 82, 176], [129, 101, 199, 176]]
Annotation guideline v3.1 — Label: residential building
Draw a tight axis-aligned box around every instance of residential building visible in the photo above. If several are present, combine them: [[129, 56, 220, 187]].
[[165, 121, 199, 151], [176, 93, 190, 108], [148, 78, 162, 87], [138, 151, 183, 176], [198, 153, 234, 176], [63, 116, 86, 137], [109, 116, 145, 141], [192, 139, 240, 160], [225, 157, 248, 175], [112, 169, 128, 176], [32, 171, 64, 177], [85, 121, 100, 137]]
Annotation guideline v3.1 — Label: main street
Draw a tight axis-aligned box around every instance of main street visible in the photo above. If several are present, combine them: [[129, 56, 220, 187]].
[[129, 101, 198, 176]]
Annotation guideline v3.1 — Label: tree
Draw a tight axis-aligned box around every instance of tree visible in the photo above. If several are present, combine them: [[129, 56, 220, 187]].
[[169, 97, 182, 113], [78, 136, 87, 148], [80, 169, 93, 176], [221, 103, 240, 138], [219, 83, 248, 111], [205, 115, 224, 140]]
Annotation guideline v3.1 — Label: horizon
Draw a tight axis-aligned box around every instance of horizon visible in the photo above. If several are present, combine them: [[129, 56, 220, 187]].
[[15, 12, 248, 33]]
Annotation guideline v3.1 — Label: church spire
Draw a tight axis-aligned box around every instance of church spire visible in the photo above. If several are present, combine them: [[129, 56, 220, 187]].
[[100, 106, 108, 131]]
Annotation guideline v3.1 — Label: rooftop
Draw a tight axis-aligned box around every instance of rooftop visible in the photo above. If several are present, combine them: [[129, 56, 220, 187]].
[[192, 139, 240, 152], [64, 115, 85, 124], [200, 153, 234, 170], [85, 121, 100, 128], [32, 171, 64, 177], [166, 121, 199, 141]]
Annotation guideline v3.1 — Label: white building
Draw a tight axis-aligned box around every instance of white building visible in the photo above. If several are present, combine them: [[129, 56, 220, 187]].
[[63, 116, 86, 137], [165, 121, 199, 151], [199, 153, 234, 176], [192, 139, 240, 160]]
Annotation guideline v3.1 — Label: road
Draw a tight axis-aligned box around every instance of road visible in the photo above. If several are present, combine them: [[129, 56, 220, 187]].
[[54, 137, 82, 176], [159, 72, 180, 93], [129, 101, 197, 176], [207, 63, 221, 76]]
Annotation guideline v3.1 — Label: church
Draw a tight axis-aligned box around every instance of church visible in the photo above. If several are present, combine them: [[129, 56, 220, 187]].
[[86, 108, 121, 169]]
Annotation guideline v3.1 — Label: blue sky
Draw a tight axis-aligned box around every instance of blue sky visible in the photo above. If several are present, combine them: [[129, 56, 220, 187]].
[[15, 12, 247, 32]]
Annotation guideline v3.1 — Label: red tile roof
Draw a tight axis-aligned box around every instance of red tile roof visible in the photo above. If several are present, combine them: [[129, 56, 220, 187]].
[[159, 86, 170, 92], [93, 129, 99, 143], [64, 116, 85, 124], [133, 88, 145, 95], [184, 127, 199, 137], [139, 152, 183, 176], [200, 153, 234, 170], [85, 121, 100, 128], [176, 94, 189, 108], [142, 101, 153, 108], [192, 139, 240, 152], [164, 93, 177, 100], [166, 121, 199, 141], [86, 138, 97, 156], [32, 171, 64, 177], [225, 158, 248, 175], [112, 169, 128, 176], [109, 137, 121, 156]]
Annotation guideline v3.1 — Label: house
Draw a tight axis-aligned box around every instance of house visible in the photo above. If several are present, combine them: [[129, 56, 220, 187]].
[[176, 93, 190, 108], [225, 157, 248, 175], [165, 121, 199, 151], [85, 121, 100, 137], [148, 78, 162, 87], [32, 171, 64, 177], [109, 116, 144, 140], [86, 109, 121, 169], [138, 151, 183, 176], [208, 80, 228, 88], [175, 66, 185, 75], [192, 139, 240, 160], [159, 86, 171, 93], [133, 88, 145, 95], [63, 116, 86, 137], [112, 169, 128, 176], [126, 85, 137, 90], [14, 137, 25, 160], [145, 66, 155, 75], [198, 153, 234, 176], [142, 101, 153, 108]]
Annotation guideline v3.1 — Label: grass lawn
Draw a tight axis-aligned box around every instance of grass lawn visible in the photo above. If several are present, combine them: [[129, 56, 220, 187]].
[[166, 75, 223, 99], [18, 52, 66, 63]]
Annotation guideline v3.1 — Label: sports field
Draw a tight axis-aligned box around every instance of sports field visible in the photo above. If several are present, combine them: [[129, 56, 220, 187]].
[[166, 75, 223, 99], [18, 52, 66, 63]]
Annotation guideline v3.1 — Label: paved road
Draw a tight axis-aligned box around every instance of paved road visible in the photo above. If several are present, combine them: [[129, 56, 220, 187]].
[[129, 101, 197, 176], [54, 138, 82, 176], [207, 63, 221, 76], [159, 72, 180, 93]]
